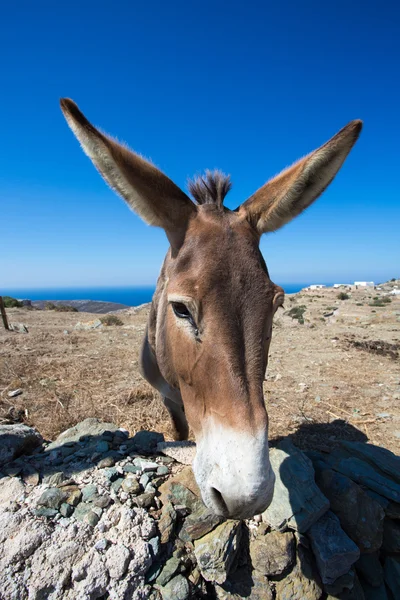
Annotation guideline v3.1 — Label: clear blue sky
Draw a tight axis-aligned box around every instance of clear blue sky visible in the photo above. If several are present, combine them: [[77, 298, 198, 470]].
[[1, 1, 399, 289]]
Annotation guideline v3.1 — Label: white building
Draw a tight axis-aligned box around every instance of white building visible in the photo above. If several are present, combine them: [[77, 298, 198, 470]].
[[309, 284, 326, 290], [354, 281, 375, 287], [333, 284, 351, 289]]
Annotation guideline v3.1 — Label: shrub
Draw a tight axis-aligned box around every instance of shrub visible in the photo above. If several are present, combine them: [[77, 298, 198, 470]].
[[337, 292, 349, 300], [2, 296, 23, 308], [286, 305, 306, 324], [369, 301, 385, 307], [45, 302, 77, 312], [100, 314, 123, 326], [356, 303, 363, 306], [382, 296, 392, 303]]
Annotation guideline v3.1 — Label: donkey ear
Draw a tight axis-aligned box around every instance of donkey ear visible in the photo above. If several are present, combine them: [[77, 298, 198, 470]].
[[60, 98, 196, 247], [238, 120, 362, 235]]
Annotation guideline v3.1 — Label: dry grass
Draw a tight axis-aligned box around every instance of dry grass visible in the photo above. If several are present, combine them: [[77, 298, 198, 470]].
[[1, 287, 400, 453]]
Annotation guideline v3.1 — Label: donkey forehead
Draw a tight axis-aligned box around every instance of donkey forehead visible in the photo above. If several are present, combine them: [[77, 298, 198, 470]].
[[169, 208, 271, 291]]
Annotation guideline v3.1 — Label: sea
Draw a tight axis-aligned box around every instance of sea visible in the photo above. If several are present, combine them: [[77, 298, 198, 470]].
[[2, 283, 335, 307]]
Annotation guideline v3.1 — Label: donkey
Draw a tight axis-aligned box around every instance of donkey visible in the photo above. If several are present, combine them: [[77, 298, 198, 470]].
[[60, 98, 361, 519]]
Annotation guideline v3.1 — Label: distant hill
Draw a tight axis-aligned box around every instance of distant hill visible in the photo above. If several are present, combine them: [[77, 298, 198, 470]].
[[31, 299, 129, 314]]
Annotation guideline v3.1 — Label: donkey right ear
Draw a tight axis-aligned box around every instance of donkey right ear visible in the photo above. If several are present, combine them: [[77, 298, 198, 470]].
[[60, 98, 196, 248]]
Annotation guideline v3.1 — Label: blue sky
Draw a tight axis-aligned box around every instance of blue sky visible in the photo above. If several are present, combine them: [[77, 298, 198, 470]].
[[1, 1, 399, 289]]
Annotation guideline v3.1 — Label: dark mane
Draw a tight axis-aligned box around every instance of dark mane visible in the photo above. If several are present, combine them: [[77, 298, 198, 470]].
[[188, 170, 232, 208]]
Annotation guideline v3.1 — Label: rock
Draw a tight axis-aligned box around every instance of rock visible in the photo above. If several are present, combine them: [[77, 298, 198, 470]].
[[158, 501, 177, 544], [160, 574, 190, 600], [215, 566, 273, 599], [130, 430, 164, 454], [157, 441, 196, 465], [105, 543, 131, 579], [382, 518, 400, 552], [134, 458, 160, 471], [9, 322, 28, 333], [93, 495, 111, 508], [43, 471, 65, 486], [140, 473, 150, 488], [327, 574, 365, 599], [156, 555, 182, 586], [104, 467, 120, 481], [338, 441, 400, 485], [0, 423, 43, 465], [323, 455, 400, 503], [95, 441, 109, 453], [33, 507, 59, 517], [0, 476, 25, 505], [97, 456, 115, 468], [249, 530, 295, 576], [315, 467, 384, 552], [60, 502, 74, 517], [81, 484, 99, 502], [8, 388, 23, 398], [180, 503, 222, 542], [383, 556, 400, 600], [355, 552, 383, 588], [262, 439, 329, 532], [94, 538, 109, 551], [133, 492, 155, 509], [121, 477, 141, 495], [194, 520, 242, 584], [46, 418, 118, 450], [308, 511, 360, 585], [157, 465, 170, 476], [74, 318, 103, 330], [74, 503, 100, 526], [123, 464, 141, 474], [37, 487, 67, 509], [275, 544, 323, 600], [324, 569, 355, 596], [360, 580, 388, 600], [65, 487, 82, 506], [22, 465, 40, 486]]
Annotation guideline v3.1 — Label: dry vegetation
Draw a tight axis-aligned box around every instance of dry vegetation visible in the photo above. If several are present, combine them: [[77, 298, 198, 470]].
[[1, 285, 399, 454]]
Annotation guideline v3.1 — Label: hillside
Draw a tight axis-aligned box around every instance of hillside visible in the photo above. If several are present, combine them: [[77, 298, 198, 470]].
[[1, 284, 399, 454]]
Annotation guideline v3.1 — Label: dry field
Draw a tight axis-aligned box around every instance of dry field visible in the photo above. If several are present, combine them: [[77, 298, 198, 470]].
[[1, 285, 399, 454]]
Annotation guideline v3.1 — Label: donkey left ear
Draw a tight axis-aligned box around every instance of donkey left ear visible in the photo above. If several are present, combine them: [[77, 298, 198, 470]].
[[238, 120, 362, 235]]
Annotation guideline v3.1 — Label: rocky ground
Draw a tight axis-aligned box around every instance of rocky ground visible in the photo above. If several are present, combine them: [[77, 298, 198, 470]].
[[1, 417, 400, 599]]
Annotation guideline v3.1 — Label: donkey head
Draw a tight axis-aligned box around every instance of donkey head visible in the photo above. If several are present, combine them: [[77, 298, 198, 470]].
[[61, 99, 361, 518]]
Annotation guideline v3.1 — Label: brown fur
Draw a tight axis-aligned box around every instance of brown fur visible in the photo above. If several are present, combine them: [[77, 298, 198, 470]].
[[60, 98, 361, 446]]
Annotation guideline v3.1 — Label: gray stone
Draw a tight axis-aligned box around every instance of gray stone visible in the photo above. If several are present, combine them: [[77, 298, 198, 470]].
[[104, 467, 119, 481], [382, 518, 400, 552], [9, 322, 28, 333], [275, 544, 323, 600], [60, 502, 74, 517], [355, 552, 383, 588], [249, 531, 295, 576], [148, 536, 160, 558], [33, 507, 58, 518], [194, 520, 242, 584], [324, 569, 355, 596], [93, 495, 111, 508], [157, 465, 170, 476], [105, 543, 131, 579], [384, 556, 400, 600], [0, 424, 43, 466], [95, 441, 109, 453], [156, 556, 182, 586], [315, 467, 384, 552], [37, 487, 67, 509], [160, 574, 190, 600], [43, 471, 65, 486], [308, 511, 360, 585], [326, 574, 365, 600], [339, 441, 400, 485], [133, 492, 155, 509], [111, 478, 123, 493], [97, 456, 115, 468], [134, 458, 159, 472], [158, 502, 177, 544], [46, 418, 118, 450], [179, 503, 222, 542], [74, 503, 100, 526], [262, 439, 329, 532], [140, 473, 150, 488], [121, 477, 141, 495], [8, 388, 23, 398], [74, 318, 102, 331], [131, 430, 164, 454], [215, 566, 273, 600], [123, 464, 141, 474], [81, 484, 99, 502], [360, 580, 388, 600], [324, 455, 400, 503], [94, 538, 109, 551], [21, 465, 40, 486], [157, 441, 196, 465]]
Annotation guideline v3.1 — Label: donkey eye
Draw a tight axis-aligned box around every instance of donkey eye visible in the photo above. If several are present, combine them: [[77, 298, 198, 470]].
[[172, 302, 192, 320]]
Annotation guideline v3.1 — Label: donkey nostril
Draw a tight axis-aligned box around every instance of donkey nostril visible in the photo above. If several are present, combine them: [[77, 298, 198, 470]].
[[210, 487, 229, 516]]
